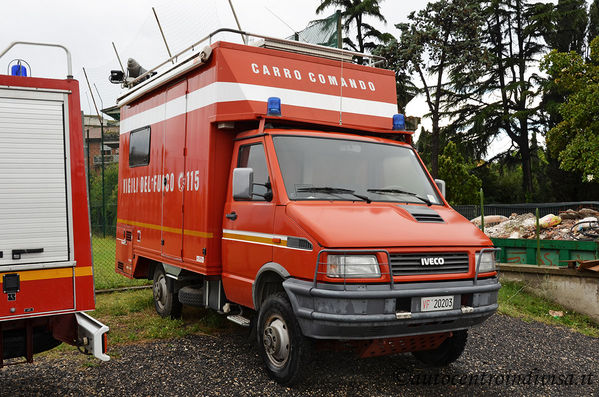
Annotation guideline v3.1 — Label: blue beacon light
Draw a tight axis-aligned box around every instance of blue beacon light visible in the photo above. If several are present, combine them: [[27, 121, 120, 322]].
[[267, 97, 282, 116], [11, 64, 28, 77], [393, 114, 406, 130]]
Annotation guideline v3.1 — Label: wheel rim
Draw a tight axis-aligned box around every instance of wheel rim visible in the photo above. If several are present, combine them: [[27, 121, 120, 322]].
[[153, 273, 168, 311], [262, 314, 290, 369]]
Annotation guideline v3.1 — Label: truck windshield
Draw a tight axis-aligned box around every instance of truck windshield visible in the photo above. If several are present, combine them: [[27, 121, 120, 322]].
[[272, 135, 442, 205]]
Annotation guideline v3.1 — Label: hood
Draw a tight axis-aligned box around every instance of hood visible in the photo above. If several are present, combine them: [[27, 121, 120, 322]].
[[286, 202, 491, 248]]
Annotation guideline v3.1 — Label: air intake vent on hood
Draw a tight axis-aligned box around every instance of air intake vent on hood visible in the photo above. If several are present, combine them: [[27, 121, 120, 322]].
[[398, 205, 444, 223]]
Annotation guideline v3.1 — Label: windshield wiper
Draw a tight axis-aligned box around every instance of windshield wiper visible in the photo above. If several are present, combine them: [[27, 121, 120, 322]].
[[297, 187, 371, 203], [367, 188, 432, 206]]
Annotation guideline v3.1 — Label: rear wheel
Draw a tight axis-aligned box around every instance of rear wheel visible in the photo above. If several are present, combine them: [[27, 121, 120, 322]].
[[257, 292, 310, 385], [152, 266, 182, 319], [412, 330, 468, 367]]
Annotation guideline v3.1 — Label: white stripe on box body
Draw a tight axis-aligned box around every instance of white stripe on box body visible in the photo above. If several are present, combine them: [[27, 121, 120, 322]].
[[120, 82, 397, 134]]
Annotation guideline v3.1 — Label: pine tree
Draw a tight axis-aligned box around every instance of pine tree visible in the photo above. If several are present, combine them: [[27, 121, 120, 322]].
[[385, 0, 486, 178], [448, 0, 552, 200], [588, 0, 599, 44], [545, 0, 587, 54]]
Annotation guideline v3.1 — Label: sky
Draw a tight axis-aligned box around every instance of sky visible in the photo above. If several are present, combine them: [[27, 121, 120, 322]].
[[0, 0, 513, 155]]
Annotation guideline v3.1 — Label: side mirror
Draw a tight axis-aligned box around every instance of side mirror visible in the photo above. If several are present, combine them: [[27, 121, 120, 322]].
[[233, 168, 253, 200], [434, 179, 446, 197]]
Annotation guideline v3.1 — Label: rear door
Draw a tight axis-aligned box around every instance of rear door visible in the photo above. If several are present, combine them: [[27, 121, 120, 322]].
[[160, 81, 187, 260], [0, 88, 73, 267], [0, 87, 75, 318]]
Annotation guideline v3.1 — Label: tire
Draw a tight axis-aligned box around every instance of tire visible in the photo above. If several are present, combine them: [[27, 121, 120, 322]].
[[412, 330, 468, 367], [257, 292, 311, 386], [2, 328, 61, 360], [247, 311, 257, 343], [152, 266, 182, 319], [178, 285, 204, 307]]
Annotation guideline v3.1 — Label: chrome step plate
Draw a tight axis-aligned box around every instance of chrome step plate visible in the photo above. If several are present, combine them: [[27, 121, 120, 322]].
[[227, 314, 251, 327]]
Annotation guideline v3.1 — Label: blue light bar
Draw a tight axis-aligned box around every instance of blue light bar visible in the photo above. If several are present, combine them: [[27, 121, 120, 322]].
[[267, 97, 281, 116], [393, 114, 405, 130], [11, 64, 28, 77]]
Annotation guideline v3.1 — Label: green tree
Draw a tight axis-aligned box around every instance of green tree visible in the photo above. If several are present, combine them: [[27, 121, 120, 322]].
[[89, 164, 119, 235], [544, 0, 587, 54], [448, 0, 552, 200], [388, 0, 486, 178], [474, 160, 524, 203], [438, 142, 482, 205], [316, 0, 391, 57], [589, 0, 599, 44], [540, 0, 587, 131], [541, 36, 599, 181], [373, 38, 417, 112]]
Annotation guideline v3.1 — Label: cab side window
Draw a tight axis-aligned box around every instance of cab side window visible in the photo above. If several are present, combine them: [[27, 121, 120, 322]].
[[237, 144, 269, 201], [129, 126, 151, 167]]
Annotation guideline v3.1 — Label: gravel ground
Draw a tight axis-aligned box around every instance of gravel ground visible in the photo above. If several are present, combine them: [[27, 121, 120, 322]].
[[1, 314, 598, 396]]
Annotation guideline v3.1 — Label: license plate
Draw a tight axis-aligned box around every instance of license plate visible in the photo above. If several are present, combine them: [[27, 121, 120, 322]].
[[420, 296, 454, 312]]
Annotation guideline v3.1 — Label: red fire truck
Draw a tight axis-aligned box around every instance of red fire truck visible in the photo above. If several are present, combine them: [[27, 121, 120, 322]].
[[113, 29, 499, 384], [0, 42, 109, 366]]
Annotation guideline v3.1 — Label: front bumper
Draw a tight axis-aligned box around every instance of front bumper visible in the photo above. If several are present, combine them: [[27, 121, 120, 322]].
[[283, 277, 500, 339]]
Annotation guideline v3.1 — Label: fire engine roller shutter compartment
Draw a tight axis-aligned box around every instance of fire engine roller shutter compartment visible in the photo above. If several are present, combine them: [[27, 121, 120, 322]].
[[0, 88, 71, 267]]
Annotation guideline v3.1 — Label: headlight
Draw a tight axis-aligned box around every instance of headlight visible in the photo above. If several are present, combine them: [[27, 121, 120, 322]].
[[475, 251, 496, 273], [327, 255, 380, 278]]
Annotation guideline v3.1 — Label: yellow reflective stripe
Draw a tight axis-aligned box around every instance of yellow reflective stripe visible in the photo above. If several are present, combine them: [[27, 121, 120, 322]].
[[75, 266, 94, 277], [184, 229, 214, 238], [117, 218, 213, 238], [0, 267, 93, 283], [222, 232, 288, 247]]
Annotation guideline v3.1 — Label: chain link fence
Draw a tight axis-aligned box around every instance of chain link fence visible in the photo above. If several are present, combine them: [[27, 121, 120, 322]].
[[85, 118, 150, 291], [453, 202, 599, 221]]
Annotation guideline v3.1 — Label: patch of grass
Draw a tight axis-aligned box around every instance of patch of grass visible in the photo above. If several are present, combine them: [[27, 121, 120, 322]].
[[92, 236, 150, 290], [498, 280, 599, 338], [91, 289, 232, 345]]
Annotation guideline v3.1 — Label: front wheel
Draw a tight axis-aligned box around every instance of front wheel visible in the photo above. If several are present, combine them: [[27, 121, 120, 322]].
[[412, 330, 468, 367], [152, 266, 182, 319], [257, 292, 311, 385]]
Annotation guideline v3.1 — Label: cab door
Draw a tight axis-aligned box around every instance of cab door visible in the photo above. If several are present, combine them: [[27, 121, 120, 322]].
[[222, 138, 275, 308]]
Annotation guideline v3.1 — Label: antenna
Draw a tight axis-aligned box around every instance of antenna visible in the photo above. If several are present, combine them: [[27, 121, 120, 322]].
[[112, 42, 125, 73], [227, 0, 247, 44], [84, 91, 92, 116], [82, 67, 107, 237], [152, 7, 174, 64], [265, 6, 297, 37], [83, 68, 102, 123], [93, 83, 104, 111]]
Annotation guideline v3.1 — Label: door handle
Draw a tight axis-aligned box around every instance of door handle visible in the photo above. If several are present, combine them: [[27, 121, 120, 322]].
[[226, 211, 238, 221], [12, 248, 43, 260]]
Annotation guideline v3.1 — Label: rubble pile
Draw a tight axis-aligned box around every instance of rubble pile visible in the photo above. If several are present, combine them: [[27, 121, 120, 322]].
[[471, 208, 599, 240]]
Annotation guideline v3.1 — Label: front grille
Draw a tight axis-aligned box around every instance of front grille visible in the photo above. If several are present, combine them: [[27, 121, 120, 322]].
[[390, 252, 469, 276]]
